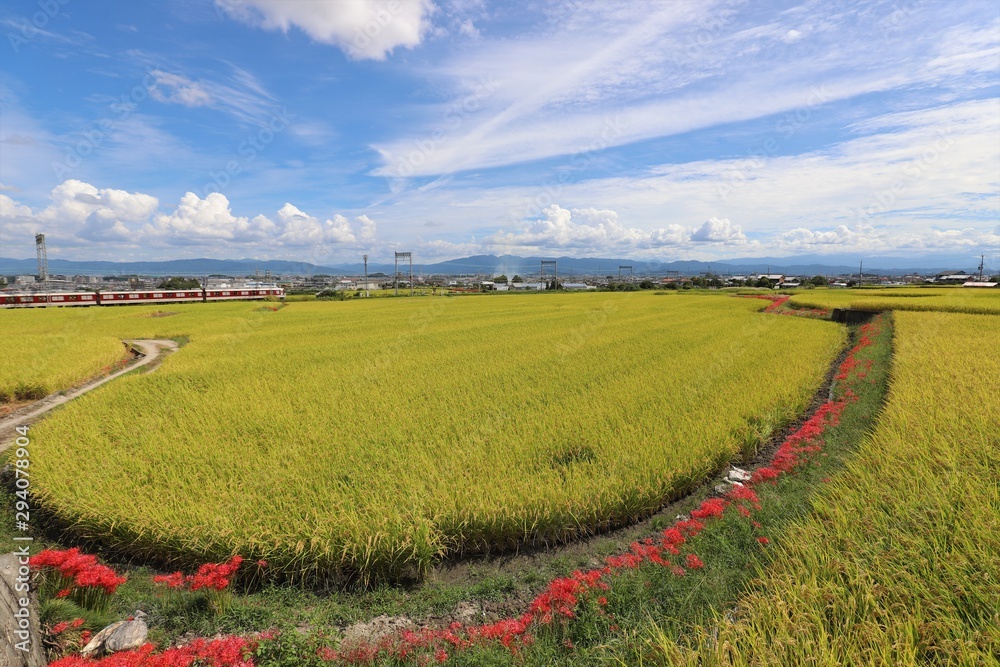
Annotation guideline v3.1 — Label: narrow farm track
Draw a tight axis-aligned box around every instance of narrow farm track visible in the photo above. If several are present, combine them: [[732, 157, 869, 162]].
[[0, 339, 178, 451]]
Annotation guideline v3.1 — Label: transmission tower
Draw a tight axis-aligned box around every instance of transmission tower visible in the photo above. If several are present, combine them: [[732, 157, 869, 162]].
[[395, 251, 413, 296], [540, 259, 557, 289], [618, 265, 633, 283], [35, 233, 48, 288]]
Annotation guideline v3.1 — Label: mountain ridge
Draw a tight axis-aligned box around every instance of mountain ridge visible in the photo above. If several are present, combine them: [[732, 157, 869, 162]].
[[0, 253, 994, 278]]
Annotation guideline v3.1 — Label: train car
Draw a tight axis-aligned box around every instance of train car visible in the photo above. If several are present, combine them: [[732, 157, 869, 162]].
[[2, 286, 284, 308], [0, 292, 99, 308], [204, 287, 284, 301], [97, 290, 204, 305]]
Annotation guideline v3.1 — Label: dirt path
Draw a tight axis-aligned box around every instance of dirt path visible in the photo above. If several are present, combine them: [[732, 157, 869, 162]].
[[0, 339, 178, 451]]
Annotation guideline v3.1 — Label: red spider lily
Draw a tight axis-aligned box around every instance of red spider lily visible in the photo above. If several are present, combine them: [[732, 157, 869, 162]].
[[685, 554, 705, 569], [47, 635, 256, 667], [727, 484, 761, 508], [691, 498, 728, 520], [152, 572, 185, 589], [153, 556, 244, 592], [30, 548, 127, 613]]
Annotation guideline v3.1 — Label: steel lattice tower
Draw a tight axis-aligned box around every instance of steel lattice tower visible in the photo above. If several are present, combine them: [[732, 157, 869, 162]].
[[35, 233, 48, 283]]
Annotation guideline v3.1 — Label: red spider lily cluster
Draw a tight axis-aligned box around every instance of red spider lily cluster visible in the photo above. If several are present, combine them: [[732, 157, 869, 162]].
[[48, 635, 256, 667], [835, 320, 878, 381], [30, 548, 128, 603], [153, 556, 243, 592], [48, 316, 884, 666], [740, 294, 829, 318], [50, 618, 85, 635]]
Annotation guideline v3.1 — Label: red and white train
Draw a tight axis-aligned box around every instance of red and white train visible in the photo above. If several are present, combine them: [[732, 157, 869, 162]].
[[0, 287, 284, 308]]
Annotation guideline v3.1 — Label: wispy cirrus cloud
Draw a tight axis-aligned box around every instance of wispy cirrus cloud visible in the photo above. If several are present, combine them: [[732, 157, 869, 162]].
[[144, 64, 277, 126], [371, 1, 1000, 178]]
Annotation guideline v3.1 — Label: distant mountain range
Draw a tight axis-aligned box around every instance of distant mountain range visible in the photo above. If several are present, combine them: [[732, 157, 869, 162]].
[[0, 253, 994, 278]]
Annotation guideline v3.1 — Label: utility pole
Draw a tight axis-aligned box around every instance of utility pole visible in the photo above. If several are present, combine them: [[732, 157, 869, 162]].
[[978, 254, 985, 282], [363, 254, 369, 297], [859, 260, 863, 287]]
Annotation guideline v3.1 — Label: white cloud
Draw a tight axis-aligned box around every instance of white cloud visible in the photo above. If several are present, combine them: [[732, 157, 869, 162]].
[[269, 203, 378, 247], [1, 180, 159, 246], [0, 182, 377, 259], [148, 71, 214, 107], [0, 193, 32, 219], [691, 217, 747, 244], [148, 192, 262, 243], [486, 204, 709, 253], [217, 0, 434, 61], [143, 66, 277, 125]]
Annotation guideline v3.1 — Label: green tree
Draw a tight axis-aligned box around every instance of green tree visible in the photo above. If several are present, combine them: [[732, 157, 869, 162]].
[[157, 277, 202, 289], [495, 274, 508, 284], [809, 275, 829, 287], [512, 275, 523, 283]]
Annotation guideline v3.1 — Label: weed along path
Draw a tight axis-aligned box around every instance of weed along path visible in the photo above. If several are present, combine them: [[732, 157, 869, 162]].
[[0, 339, 178, 452]]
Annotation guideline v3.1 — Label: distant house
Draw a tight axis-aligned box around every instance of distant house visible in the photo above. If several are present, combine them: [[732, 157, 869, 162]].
[[562, 282, 597, 291], [935, 272, 973, 284]]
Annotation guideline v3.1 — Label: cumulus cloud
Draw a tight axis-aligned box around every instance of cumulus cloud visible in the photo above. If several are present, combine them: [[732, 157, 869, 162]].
[[0, 181, 377, 257], [690, 217, 747, 244], [0, 193, 33, 219], [148, 192, 267, 243], [269, 204, 378, 247], [217, 0, 434, 61], [1, 180, 159, 244], [771, 224, 1000, 254], [485, 204, 702, 253], [777, 225, 859, 246]]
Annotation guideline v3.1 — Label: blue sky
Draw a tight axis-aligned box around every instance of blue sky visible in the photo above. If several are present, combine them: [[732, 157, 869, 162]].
[[1, 0, 998, 265]]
